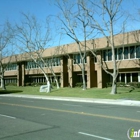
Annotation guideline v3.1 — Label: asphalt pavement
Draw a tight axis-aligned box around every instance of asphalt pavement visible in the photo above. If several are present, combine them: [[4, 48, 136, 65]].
[[0, 94, 140, 140]]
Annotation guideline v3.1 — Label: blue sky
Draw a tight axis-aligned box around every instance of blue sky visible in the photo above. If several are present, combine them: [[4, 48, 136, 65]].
[[0, 0, 57, 24], [0, 0, 140, 47], [0, 0, 73, 46]]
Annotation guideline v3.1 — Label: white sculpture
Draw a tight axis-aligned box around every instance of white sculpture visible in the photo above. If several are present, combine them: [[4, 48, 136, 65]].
[[39, 85, 48, 92]]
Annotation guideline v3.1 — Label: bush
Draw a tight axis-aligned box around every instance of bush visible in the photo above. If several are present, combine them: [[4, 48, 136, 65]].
[[75, 82, 83, 87], [51, 82, 56, 87], [106, 82, 112, 87], [106, 82, 126, 87], [25, 83, 31, 86], [117, 82, 125, 87], [37, 82, 46, 85], [31, 82, 38, 86], [128, 82, 140, 88]]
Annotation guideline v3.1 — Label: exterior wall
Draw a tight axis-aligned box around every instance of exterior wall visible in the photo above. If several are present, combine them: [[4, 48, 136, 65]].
[[25, 66, 61, 75], [3, 30, 140, 88], [102, 59, 140, 70]]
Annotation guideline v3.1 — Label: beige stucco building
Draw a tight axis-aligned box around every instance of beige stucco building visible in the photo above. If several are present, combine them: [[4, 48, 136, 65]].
[[3, 30, 140, 88]]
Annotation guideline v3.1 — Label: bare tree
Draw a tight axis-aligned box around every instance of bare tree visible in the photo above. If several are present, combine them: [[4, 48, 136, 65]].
[[79, 0, 125, 94], [0, 22, 14, 90], [40, 55, 60, 89], [56, 0, 95, 90], [15, 13, 59, 92]]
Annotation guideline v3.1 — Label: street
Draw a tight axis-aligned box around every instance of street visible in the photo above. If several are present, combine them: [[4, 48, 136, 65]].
[[0, 96, 140, 140]]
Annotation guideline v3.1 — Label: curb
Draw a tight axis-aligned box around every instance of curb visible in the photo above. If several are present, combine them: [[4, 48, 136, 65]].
[[1, 94, 140, 107]]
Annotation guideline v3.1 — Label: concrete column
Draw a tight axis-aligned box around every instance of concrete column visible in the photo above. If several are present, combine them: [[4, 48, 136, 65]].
[[50, 77, 52, 83], [22, 63, 25, 86], [68, 57, 73, 87], [43, 77, 45, 83], [86, 54, 95, 88], [119, 74, 121, 82], [97, 66, 102, 88], [60, 56, 68, 87], [17, 64, 20, 86], [125, 73, 127, 84], [138, 73, 140, 82], [130, 73, 132, 82], [97, 52, 103, 88]]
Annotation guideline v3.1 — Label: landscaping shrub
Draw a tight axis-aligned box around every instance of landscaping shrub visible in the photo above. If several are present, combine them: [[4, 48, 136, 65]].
[[75, 82, 83, 87], [106, 82, 112, 87], [128, 82, 140, 88], [51, 82, 56, 87], [31, 82, 38, 86], [117, 82, 125, 87], [25, 83, 31, 86], [106, 82, 126, 87]]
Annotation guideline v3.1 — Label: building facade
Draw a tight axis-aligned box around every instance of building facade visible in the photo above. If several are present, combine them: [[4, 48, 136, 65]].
[[3, 30, 140, 88]]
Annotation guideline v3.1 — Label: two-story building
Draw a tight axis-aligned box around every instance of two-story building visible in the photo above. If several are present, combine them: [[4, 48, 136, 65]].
[[3, 30, 140, 88]]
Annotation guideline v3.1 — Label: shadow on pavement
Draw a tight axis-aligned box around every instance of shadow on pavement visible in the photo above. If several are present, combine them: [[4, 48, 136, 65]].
[[0, 90, 23, 94]]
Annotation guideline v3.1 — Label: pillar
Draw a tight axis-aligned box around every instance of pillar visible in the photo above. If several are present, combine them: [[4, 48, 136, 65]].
[[17, 64, 20, 86], [86, 54, 96, 88], [60, 56, 68, 87], [138, 73, 140, 82], [97, 51, 103, 88], [125, 73, 127, 84], [22, 63, 25, 86], [130, 73, 132, 82], [17, 62, 25, 86], [68, 55, 73, 87], [97, 66, 103, 88]]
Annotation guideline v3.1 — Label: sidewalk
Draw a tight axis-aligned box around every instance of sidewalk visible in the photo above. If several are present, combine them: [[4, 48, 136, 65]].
[[1, 94, 140, 107]]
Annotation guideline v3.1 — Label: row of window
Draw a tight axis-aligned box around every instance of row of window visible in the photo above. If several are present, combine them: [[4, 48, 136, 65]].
[[116, 73, 140, 83], [103, 46, 140, 61], [5, 64, 17, 71], [24, 54, 87, 70], [25, 57, 61, 69], [4, 45, 140, 71], [73, 54, 87, 64], [29, 76, 61, 83], [4, 78, 17, 84], [3, 73, 139, 84], [5, 54, 87, 71]]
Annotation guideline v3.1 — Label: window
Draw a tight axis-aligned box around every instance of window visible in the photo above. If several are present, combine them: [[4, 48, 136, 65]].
[[136, 46, 140, 58], [6, 63, 17, 71], [53, 57, 61, 66], [124, 47, 128, 59], [73, 54, 86, 64], [94, 57, 97, 63], [47, 59, 51, 66], [56, 57, 61, 66], [121, 73, 125, 82], [84, 57, 87, 63], [130, 46, 135, 59], [77, 54, 80, 63], [103, 50, 107, 61], [108, 49, 112, 61], [25, 61, 39, 69], [132, 73, 138, 82], [115, 48, 117, 60], [118, 48, 123, 60], [126, 73, 130, 83]]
